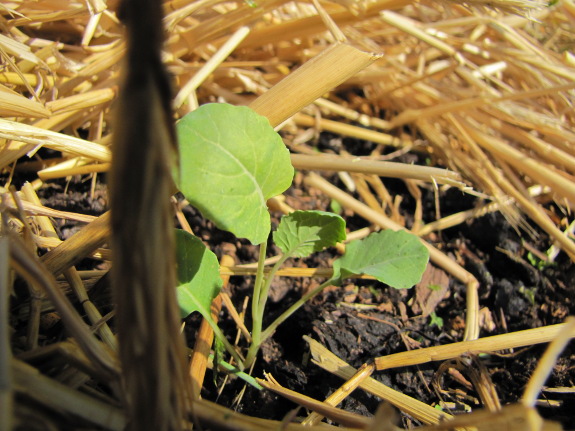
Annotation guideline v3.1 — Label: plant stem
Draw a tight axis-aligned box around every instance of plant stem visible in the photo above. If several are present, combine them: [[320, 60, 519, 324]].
[[249, 241, 268, 354], [204, 315, 245, 369], [245, 246, 291, 368], [261, 277, 337, 341], [257, 254, 290, 316], [210, 354, 263, 390]]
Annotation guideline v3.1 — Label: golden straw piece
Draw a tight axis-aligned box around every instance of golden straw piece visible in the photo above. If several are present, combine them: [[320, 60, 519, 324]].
[[249, 43, 382, 128], [291, 153, 463, 186], [189, 255, 234, 399], [0, 118, 111, 163], [41, 212, 110, 277], [375, 322, 575, 371]]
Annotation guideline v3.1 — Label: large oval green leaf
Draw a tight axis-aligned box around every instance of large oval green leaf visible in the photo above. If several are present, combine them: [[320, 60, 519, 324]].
[[273, 210, 346, 258], [334, 230, 429, 289], [175, 229, 222, 318], [176, 103, 294, 244]]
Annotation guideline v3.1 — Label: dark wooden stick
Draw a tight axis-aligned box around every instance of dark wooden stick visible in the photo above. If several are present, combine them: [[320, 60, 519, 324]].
[[111, 1, 191, 429]]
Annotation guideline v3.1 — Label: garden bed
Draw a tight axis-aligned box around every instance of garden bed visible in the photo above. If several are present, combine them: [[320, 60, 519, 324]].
[[2, 0, 574, 429]]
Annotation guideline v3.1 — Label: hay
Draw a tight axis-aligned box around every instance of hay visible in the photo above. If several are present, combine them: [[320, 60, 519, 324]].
[[1, 0, 574, 429]]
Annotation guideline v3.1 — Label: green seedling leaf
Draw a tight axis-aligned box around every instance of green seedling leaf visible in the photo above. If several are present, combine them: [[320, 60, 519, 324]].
[[176, 103, 294, 245], [175, 229, 223, 318], [429, 312, 444, 329], [329, 199, 343, 214], [334, 230, 429, 290], [273, 210, 346, 258]]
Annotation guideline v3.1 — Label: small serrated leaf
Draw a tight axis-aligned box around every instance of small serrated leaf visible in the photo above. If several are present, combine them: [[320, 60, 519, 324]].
[[336, 230, 429, 289], [176, 103, 294, 244], [175, 229, 223, 318], [273, 210, 346, 258]]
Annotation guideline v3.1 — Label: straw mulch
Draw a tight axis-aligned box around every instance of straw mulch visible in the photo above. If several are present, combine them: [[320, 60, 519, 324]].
[[1, 0, 574, 429]]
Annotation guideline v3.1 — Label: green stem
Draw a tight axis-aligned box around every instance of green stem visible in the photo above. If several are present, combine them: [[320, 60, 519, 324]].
[[245, 248, 290, 368], [210, 355, 263, 390], [249, 241, 268, 353], [261, 277, 336, 341], [257, 254, 290, 317], [204, 314, 245, 370]]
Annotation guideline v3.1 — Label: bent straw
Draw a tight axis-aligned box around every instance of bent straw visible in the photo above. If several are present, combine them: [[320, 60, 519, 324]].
[[304, 335, 450, 424], [301, 362, 376, 426], [522, 317, 575, 408]]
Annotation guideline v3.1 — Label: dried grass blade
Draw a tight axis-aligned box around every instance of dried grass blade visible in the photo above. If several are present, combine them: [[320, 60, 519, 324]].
[[174, 26, 250, 110], [448, 116, 575, 260], [191, 398, 348, 431], [239, 0, 411, 49], [464, 122, 575, 205], [38, 162, 110, 180], [1, 196, 97, 223]]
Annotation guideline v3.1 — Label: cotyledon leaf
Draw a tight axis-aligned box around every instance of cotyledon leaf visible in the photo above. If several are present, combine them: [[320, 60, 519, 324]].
[[176, 103, 294, 245], [273, 210, 346, 258], [175, 229, 222, 318], [333, 230, 429, 290]]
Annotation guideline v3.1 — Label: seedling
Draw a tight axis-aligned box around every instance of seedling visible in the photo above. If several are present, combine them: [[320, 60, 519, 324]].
[[174, 103, 429, 369]]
